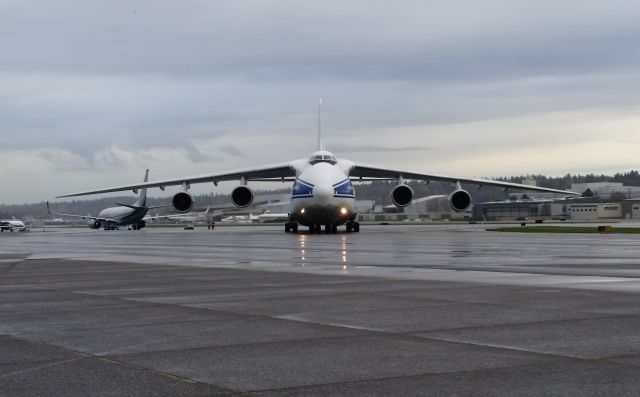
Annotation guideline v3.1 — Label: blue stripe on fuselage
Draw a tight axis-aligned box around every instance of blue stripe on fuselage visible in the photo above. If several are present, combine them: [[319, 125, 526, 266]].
[[291, 179, 315, 199], [333, 179, 355, 198]]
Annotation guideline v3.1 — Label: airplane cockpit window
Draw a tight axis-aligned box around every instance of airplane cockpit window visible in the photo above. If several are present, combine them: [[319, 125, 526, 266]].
[[309, 151, 337, 165]]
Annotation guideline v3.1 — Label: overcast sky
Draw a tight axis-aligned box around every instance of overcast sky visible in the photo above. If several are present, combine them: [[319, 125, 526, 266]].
[[2, 0, 640, 203]]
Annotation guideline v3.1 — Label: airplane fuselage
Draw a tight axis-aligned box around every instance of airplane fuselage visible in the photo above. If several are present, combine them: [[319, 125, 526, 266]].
[[98, 206, 148, 226], [289, 160, 356, 227], [0, 220, 29, 232]]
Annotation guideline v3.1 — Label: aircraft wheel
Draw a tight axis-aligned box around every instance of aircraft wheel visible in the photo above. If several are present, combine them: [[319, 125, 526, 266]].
[[332, 224, 338, 233], [285, 223, 291, 233], [292, 223, 298, 233], [346, 223, 353, 233], [309, 225, 315, 234], [315, 224, 321, 234], [354, 222, 360, 233], [324, 224, 331, 234]]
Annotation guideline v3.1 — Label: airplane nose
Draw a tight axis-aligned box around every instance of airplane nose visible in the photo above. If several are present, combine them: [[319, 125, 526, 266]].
[[313, 184, 333, 204]]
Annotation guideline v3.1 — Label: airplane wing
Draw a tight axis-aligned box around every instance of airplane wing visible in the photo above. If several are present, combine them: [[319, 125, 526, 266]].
[[48, 211, 115, 223], [46, 202, 115, 223], [348, 162, 579, 195], [56, 162, 296, 198]]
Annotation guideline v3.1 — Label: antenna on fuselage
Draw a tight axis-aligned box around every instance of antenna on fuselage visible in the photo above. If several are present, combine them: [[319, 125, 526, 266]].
[[317, 98, 325, 151]]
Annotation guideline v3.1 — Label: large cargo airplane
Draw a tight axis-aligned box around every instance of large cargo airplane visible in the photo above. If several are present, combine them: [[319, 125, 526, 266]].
[[50, 169, 167, 230], [58, 102, 578, 233]]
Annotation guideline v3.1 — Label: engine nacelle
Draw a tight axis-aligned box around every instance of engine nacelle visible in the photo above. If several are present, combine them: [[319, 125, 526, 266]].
[[172, 191, 194, 213], [231, 185, 254, 208], [391, 184, 413, 207], [449, 189, 472, 212], [88, 220, 101, 229]]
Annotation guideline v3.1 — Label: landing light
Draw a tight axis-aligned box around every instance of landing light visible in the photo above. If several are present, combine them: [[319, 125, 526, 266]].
[[301, 208, 305, 214], [340, 207, 348, 215]]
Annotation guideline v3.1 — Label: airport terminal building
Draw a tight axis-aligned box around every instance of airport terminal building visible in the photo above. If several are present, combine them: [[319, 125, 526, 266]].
[[471, 199, 562, 221], [472, 198, 640, 221]]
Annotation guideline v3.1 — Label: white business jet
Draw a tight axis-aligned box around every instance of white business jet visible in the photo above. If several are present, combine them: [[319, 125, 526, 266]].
[[0, 219, 30, 232], [58, 102, 577, 234]]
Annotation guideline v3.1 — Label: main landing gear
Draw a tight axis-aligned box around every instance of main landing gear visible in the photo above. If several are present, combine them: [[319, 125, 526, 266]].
[[345, 221, 360, 233], [284, 222, 298, 233], [285, 221, 360, 234]]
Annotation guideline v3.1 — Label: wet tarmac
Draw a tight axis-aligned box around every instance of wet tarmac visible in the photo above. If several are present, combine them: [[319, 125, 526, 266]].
[[2, 224, 640, 396]]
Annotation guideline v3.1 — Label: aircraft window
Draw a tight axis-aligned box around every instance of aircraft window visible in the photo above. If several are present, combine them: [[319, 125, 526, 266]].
[[292, 179, 314, 198], [309, 154, 337, 165], [333, 180, 355, 197]]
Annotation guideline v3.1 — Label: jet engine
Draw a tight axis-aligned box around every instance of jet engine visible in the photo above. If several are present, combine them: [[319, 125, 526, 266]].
[[391, 184, 413, 207], [448, 189, 472, 212], [172, 191, 194, 213], [88, 220, 101, 229], [231, 186, 254, 208]]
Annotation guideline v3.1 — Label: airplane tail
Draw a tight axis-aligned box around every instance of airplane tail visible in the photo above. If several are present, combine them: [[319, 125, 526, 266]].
[[134, 169, 149, 207], [317, 98, 325, 151]]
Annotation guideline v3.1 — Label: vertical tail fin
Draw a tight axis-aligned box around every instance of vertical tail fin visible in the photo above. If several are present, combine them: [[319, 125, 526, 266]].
[[317, 98, 325, 151], [135, 169, 149, 207]]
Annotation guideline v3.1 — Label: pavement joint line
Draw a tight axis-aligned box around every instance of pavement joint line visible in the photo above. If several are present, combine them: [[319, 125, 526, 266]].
[[0, 356, 86, 380], [0, 303, 152, 319], [0, 257, 29, 277], [3, 261, 634, 354], [96, 312, 620, 364], [263, 291, 631, 328], [56, 255, 640, 291], [319, 261, 640, 279], [412, 332, 640, 364], [0, 333, 243, 394], [401, 311, 624, 335], [106, 334, 374, 357], [4, 257, 413, 284], [0, 284, 380, 334], [19, 255, 640, 296], [243, 361, 578, 395], [601, 352, 640, 362], [1, 284, 638, 361]]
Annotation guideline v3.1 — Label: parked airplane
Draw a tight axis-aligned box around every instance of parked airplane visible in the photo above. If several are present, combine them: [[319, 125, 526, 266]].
[[49, 169, 167, 230], [256, 211, 290, 223], [148, 207, 214, 223], [58, 102, 578, 234], [0, 219, 30, 232], [220, 213, 260, 224]]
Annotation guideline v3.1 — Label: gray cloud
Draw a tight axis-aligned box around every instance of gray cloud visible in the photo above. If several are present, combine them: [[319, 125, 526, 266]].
[[219, 144, 245, 158], [2, 0, 640, 202], [331, 144, 433, 153]]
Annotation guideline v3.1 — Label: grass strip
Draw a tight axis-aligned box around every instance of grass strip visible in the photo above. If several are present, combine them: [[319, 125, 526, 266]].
[[487, 226, 640, 234]]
